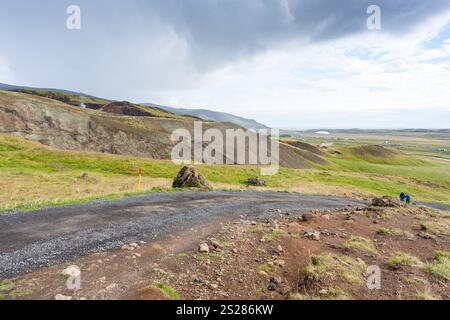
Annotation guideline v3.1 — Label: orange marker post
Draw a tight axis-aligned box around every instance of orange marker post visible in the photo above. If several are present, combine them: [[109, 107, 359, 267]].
[[137, 167, 142, 192]]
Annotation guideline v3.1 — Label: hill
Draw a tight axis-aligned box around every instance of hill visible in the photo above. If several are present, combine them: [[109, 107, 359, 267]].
[[143, 103, 269, 130], [0, 90, 323, 169]]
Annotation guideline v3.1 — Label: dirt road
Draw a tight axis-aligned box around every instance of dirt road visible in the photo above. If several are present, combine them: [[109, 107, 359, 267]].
[[0, 190, 372, 279]]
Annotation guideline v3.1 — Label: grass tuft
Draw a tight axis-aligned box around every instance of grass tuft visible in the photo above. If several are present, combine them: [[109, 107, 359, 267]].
[[388, 252, 422, 269], [344, 236, 377, 254], [152, 281, 180, 300], [304, 253, 367, 285]]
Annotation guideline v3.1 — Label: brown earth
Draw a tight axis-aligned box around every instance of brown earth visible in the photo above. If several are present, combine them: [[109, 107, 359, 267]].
[[2, 203, 448, 300]]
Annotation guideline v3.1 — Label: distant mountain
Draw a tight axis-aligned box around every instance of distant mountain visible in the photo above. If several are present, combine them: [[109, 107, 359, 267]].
[[0, 82, 106, 101], [0, 82, 269, 129], [143, 103, 269, 130]]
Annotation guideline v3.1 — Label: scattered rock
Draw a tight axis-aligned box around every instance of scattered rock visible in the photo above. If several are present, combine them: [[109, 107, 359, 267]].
[[418, 231, 436, 240], [55, 294, 72, 300], [172, 166, 212, 189], [199, 243, 210, 253], [304, 230, 321, 241], [302, 213, 315, 222], [79, 173, 89, 180], [274, 260, 285, 267], [258, 271, 269, 278], [106, 283, 119, 291], [371, 196, 403, 207], [247, 177, 267, 187], [322, 214, 331, 220], [210, 239, 222, 249], [276, 245, 283, 253], [268, 276, 282, 291]]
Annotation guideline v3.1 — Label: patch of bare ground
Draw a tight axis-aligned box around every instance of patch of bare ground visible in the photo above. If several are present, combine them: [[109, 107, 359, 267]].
[[2, 203, 449, 300]]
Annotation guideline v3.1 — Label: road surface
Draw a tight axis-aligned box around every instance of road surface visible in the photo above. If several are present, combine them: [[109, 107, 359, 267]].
[[0, 190, 375, 278]]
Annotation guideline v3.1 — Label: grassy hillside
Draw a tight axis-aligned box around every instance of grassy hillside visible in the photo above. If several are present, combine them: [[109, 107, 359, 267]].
[[1, 134, 449, 213]]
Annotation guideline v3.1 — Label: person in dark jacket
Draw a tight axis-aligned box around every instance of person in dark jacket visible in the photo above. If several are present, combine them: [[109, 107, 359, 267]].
[[405, 194, 411, 204], [400, 192, 406, 202]]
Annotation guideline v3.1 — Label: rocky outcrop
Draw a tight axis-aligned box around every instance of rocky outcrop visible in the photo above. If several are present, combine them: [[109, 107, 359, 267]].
[[247, 177, 267, 187], [371, 196, 404, 207], [172, 166, 212, 189]]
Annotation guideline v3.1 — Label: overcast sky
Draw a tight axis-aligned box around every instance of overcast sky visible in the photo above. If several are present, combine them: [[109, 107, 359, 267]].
[[1, 0, 450, 128]]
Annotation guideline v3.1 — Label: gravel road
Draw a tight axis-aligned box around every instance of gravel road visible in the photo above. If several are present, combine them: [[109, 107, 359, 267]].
[[0, 190, 368, 278]]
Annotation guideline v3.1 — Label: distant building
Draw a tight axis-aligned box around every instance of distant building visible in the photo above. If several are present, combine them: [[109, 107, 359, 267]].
[[315, 131, 330, 135]]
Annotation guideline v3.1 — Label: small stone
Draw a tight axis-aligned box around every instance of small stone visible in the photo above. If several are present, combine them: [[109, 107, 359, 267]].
[[258, 271, 269, 278], [129, 243, 139, 248], [276, 245, 283, 253], [55, 294, 72, 300], [210, 240, 222, 248], [322, 214, 331, 220], [209, 283, 218, 290], [304, 230, 321, 241], [232, 248, 238, 254], [302, 213, 315, 222], [199, 243, 210, 253], [319, 289, 327, 295], [106, 283, 119, 291], [274, 260, 285, 267]]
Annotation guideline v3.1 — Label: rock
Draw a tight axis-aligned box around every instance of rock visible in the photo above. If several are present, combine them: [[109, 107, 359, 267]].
[[106, 283, 118, 291], [232, 248, 238, 254], [172, 166, 212, 189], [418, 231, 436, 240], [371, 196, 403, 207], [304, 230, 321, 241], [209, 283, 218, 290], [79, 173, 89, 180], [274, 260, 285, 267], [121, 244, 134, 251], [258, 271, 269, 278], [210, 239, 222, 249], [276, 245, 283, 253], [302, 213, 315, 222], [268, 276, 282, 291], [322, 214, 331, 220], [199, 243, 210, 253], [55, 294, 72, 300], [139, 241, 147, 244], [247, 177, 267, 187], [62, 265, 81, 277], [129, 243, 139, 248]]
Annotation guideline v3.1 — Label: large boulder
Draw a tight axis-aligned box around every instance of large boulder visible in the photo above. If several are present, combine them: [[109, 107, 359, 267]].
[[172, 166, 212, 189], [371, 196, 403, 207]]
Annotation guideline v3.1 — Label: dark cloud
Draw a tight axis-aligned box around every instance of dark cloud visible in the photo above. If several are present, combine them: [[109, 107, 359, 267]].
[[145, 0, 450, 67]]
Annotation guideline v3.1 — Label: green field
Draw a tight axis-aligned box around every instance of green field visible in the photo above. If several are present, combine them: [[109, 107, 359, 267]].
[[1, 133, 449, 213]]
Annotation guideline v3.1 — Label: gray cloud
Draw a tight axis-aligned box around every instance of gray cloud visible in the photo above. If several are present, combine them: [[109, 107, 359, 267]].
[[145, 0, 450, 68]]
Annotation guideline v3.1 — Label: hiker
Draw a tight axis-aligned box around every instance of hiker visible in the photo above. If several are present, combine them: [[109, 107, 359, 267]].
[[405, 194, 411, 204], [400, 192, 406, 202]]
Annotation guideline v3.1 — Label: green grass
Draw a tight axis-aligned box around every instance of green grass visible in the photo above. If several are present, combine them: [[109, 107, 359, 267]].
[[388, 252, 422, 269], [425, 251, 450, 281], [1, 134, 449, 213], [263, 229, 283, 242], [344, 236, 378, 254], [304, 253, 367, 285], [151, 281, 180, 300]]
